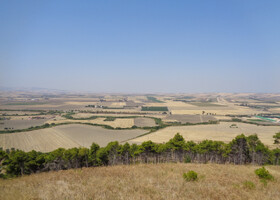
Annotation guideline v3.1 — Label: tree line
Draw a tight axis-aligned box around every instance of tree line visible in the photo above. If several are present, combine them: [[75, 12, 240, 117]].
[[0, 133, 279, 178]]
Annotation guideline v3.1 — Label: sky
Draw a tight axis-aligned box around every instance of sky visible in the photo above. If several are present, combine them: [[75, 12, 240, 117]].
[[0, 0, 280, 93]]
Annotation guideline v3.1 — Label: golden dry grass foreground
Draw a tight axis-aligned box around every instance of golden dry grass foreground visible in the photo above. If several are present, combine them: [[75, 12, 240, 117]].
[[0, 163, 280, 200]]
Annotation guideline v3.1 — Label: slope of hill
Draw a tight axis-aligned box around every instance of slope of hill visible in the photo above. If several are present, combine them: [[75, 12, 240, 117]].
[[0, 163, 279, 200]]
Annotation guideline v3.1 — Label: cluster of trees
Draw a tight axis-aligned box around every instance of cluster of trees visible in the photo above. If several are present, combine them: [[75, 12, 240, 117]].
[[274, 132, 280, 144], [0, 133, 279, 178]]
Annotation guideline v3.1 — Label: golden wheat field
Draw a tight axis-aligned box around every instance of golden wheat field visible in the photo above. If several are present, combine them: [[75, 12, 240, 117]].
[[0, 124, 147, 152], [47, 118, 135, 128], [0, 163, 279, 200], [89, 118, 134, 128], [130, 122, 280, 146]]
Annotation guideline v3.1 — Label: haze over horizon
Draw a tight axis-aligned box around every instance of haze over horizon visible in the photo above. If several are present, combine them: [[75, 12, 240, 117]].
[[1, 0, 280, 93]]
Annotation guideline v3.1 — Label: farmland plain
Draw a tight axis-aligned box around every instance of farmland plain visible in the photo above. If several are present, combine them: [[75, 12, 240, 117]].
[[1, 91, 280, 152]]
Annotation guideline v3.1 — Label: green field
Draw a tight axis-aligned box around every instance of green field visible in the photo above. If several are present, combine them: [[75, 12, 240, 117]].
[[247, 119, 266, 122], [147, 96, 164, 103], [256, 116, 276, 122]]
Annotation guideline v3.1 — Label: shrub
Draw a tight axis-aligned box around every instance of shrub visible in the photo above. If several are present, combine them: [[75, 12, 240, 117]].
[[183, 170, 198, 182], [232, 118, 242, 122], [104, 117, 116, 121], [243, 181, 255, 189], [255, 167, 274, 181]]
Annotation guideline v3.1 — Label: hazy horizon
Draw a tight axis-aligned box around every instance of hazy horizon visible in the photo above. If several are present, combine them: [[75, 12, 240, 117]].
[[1, 86, 280, 95], [1, 1, 280, 93]]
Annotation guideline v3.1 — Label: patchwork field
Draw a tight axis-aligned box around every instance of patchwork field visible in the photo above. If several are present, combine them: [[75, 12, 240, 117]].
[[130, 122, 280, 146], [146, 99, 266, 115], [1, 92, 280, 153], [0, 124, 147, 152], [170, 106, 263, 115]]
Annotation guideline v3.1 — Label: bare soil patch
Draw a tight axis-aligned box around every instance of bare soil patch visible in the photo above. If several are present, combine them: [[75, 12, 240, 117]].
[[163, 114, 216, 124], [134, 117, 156, 127], [0, 118, 50, 130]]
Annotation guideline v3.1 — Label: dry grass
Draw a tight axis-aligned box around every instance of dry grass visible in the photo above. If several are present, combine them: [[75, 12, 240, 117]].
[[130, 122, 280, 146], [0, 163, 279, 200]]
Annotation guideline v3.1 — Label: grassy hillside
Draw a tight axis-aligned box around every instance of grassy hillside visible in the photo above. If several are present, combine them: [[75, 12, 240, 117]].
[[0, 163, 279, 200]]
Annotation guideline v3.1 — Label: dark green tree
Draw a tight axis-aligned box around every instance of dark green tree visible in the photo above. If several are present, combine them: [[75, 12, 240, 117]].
[[228, 134, 250, 164], [139, 141, 158, 154], [25, 150, 45, 174], [166, 133, 186, 150], [89, 143, 100, 166], [273, 148, 280, 165], [6, 150, 27, 176], [97, 141, 120, 165], [78, 147, 89, 167], [273, 132, 280, 144]]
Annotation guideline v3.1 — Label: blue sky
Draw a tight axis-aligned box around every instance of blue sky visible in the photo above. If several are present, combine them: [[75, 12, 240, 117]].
[[1, 0, 279, 93]]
